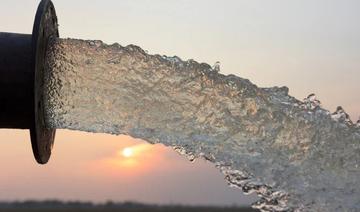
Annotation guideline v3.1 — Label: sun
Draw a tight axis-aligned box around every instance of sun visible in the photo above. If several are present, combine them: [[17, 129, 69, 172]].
[[122, 147, 134, 158]]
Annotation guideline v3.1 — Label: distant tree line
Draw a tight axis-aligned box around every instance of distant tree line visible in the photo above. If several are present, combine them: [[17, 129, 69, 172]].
[[0, 200, 259, 211]]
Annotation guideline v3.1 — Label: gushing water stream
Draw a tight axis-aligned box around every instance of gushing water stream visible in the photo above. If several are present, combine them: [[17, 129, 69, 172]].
[[44, 38, 360, 211]]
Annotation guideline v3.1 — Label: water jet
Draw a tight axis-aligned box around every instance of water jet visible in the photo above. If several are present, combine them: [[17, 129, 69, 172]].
[[1, 1, 359, 211]]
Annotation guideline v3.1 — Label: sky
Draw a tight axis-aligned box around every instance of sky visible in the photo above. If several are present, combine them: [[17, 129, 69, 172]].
[[0, 0, 359, 207]]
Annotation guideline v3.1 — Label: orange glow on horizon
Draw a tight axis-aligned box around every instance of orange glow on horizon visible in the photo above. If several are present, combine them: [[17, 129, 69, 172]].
[[91, 143, 169, 177]]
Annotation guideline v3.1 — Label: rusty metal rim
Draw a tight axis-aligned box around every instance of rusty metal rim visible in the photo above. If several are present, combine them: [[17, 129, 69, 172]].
[[30, 0, 58, 164]]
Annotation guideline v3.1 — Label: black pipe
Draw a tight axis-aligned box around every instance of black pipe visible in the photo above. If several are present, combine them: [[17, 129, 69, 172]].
[[0, 33, 33, 129], [0, 0, 58, 164]]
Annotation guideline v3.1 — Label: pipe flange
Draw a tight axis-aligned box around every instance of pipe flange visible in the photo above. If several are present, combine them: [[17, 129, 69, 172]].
[[30, 0, 59, 164]]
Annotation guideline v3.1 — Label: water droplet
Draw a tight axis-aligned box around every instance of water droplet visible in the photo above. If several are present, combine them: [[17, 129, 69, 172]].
[[186, 59, 195, 65], [110, 42, 122, 49], [306, 93, 316, 101], [331, 106, 353, 126], [212, 61, 221, 73], [301, 93, 321, 110]]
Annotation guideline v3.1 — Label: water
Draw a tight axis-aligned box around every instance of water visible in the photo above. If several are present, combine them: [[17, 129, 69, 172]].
[[44, 38, 360, 212], [331, 106, 353, 126]]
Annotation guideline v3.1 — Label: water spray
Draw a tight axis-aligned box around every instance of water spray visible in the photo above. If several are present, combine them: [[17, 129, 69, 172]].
[[0, 0, 58, 164], [1, 1, 359, 211]]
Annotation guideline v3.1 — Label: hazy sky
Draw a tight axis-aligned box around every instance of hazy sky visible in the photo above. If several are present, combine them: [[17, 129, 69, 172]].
[[0, 130, 255, 206], [0, 0, 359, 206]]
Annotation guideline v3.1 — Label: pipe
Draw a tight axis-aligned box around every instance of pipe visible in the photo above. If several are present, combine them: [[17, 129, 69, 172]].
[[0, 0, 58, 164], [0, 33, 33, 129]]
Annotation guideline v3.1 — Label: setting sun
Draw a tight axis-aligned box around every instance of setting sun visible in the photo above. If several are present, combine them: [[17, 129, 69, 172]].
[[122, 147, 133, 158]]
